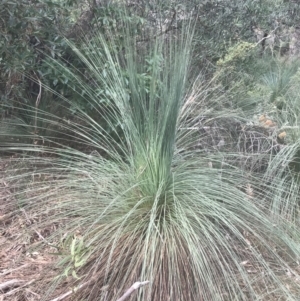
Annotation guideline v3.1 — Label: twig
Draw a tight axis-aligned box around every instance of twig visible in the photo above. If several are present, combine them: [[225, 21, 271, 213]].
[[0, 212, 14, 223], [25, 288, 40, 298], [0, 279, 25, 291], [48, 278, 96, 301], [254, 26, 279, 47], [21, 208, 58, 249], [4, 279, 36, 296], [116, 281, 150, 301], [48, 280, 149, 301], [137, 9, 177, 42], [33, 73, 42, 145], [0, 264, 29, 277], [47, 289, 73, 301]]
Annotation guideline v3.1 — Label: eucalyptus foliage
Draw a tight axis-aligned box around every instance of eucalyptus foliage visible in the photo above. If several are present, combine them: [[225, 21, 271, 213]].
[[2, 9, 300, 301]]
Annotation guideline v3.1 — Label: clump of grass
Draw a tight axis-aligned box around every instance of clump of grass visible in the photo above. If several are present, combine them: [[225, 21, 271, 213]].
[[1, 9, 300, 301]]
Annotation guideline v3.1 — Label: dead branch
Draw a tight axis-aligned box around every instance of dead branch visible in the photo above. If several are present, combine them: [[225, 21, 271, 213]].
[[48, 277, 96, 301], [0, 212, 14, 223], [4, 279, 36, 296], [33, 74, 42, 144], [255, 26, 279, 47], [0, 264, 29, 277], [48, 280, 149, 301], [0, 279, 25, 291], [21, 208, 58, 249], [116, 281, 150, 301], [138, 9, 177, 42], [25, 288, 40, 298]]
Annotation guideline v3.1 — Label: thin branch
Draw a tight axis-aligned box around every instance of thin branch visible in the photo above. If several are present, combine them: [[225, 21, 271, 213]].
[[0, 264, 29, 277], [0, 279, 25, 291], [4, 279, 36, 296], [48, 278, 96, 301], [0, 212, 14, 223], [21, 208, 59, 250], [48, 280, 149, 301], [254, 26, 279, 47], [137, 9, 177, 42], [34, 74, 42, 135], [116, 281, 150, 301]]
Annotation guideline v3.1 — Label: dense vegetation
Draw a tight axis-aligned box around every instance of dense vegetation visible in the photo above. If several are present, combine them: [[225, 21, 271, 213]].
[[1, 1, 300, 300]]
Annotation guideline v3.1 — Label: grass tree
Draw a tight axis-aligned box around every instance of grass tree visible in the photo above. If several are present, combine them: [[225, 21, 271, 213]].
[[1, 10, 300, 301]]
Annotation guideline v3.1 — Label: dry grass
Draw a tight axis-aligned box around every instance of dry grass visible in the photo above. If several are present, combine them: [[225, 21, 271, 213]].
[[0, 158, 67, 301]]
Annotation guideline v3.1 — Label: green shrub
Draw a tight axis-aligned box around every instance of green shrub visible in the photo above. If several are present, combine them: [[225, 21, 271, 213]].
[[2, 9, 300, 301]]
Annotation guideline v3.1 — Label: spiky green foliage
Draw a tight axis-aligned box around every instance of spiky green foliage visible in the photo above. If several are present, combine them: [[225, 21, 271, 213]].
[[2, 11, 300, 301], [257, 60, 300, 226], [261, 59, 299, 104]]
